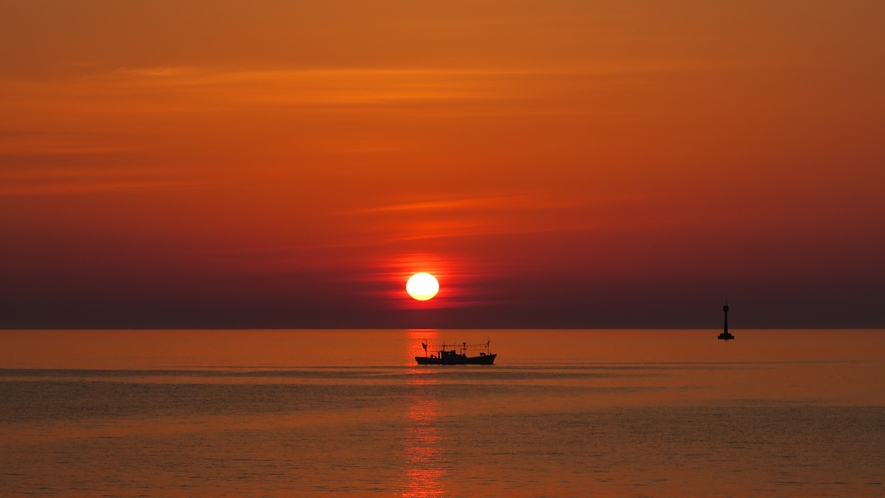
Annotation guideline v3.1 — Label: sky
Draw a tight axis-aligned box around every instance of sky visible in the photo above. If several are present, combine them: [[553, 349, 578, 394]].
[[1, 0, 884, 329]]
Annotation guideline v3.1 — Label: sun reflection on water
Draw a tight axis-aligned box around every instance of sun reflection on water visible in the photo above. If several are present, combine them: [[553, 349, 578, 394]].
[[403, 330, 444, 498]]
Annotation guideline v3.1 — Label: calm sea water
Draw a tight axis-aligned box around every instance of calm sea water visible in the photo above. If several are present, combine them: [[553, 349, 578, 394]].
[[1, 329, 884, 497]]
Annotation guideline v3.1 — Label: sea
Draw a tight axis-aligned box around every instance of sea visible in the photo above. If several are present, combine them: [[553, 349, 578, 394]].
[[1, 329, 883, 497]]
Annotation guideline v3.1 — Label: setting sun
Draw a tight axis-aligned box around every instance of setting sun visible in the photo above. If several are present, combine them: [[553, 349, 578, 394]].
[[406, 273, 439, 301]]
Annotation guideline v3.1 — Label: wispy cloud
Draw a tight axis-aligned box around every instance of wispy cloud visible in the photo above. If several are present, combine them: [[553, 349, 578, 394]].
[[1, 60, 732, 113], [0, 60, 737, 160], [339, 194, 579, 216], [0, 134, 126, 156], [0, 166, 192, 196], [325, 193, 649, 247], [0, 179, 188, 196]]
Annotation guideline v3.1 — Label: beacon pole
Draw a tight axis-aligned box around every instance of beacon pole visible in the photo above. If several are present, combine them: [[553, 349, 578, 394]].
[[718, 302, 734, 340]]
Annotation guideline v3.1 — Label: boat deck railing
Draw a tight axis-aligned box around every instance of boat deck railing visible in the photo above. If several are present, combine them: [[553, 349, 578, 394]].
[[420, 340, 492, 357]]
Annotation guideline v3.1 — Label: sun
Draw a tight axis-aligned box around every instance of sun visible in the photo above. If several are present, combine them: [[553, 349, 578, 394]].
[[406, 273, 439, 301]]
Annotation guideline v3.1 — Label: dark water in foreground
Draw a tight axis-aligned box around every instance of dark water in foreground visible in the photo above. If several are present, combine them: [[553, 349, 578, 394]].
[[1, 329, 884, 496]]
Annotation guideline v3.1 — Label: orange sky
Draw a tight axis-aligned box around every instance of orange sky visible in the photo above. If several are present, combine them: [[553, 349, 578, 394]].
[[1, 1, 884, 328]]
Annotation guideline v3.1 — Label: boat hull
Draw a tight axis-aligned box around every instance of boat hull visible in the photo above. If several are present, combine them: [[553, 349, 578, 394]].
[[415, 354, 496, 365]]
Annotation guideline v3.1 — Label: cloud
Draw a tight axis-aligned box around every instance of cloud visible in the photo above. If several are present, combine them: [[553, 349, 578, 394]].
[[0, 137, 126, 157], [0, 166, 191, 196], [340, 194, 573, 215], [326, 193, 649, 247], [1, 61, 729, 113]]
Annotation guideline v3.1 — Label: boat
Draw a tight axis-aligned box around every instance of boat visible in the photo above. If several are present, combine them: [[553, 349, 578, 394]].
[[415, 340, 496, 365]]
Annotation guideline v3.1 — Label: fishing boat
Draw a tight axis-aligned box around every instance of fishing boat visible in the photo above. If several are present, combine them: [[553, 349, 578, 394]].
[[416, 340, 496, 365]]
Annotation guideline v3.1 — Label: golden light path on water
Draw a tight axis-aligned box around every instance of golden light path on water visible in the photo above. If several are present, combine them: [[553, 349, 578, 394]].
[[404, 329, 444, 497]]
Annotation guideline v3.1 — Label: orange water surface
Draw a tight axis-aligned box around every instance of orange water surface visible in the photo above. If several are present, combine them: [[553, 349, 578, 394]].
[[1, 329, 884, 496]]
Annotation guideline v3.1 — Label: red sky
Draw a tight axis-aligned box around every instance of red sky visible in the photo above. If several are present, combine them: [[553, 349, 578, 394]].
[[1, 1, 884, 328]]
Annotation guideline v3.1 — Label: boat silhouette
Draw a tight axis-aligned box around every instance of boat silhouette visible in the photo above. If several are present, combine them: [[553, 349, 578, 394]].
[[416, 340, 496, 365]]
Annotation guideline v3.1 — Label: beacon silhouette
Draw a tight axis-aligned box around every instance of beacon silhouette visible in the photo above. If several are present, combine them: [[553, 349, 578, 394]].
[[718, 302, 734, 340]]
